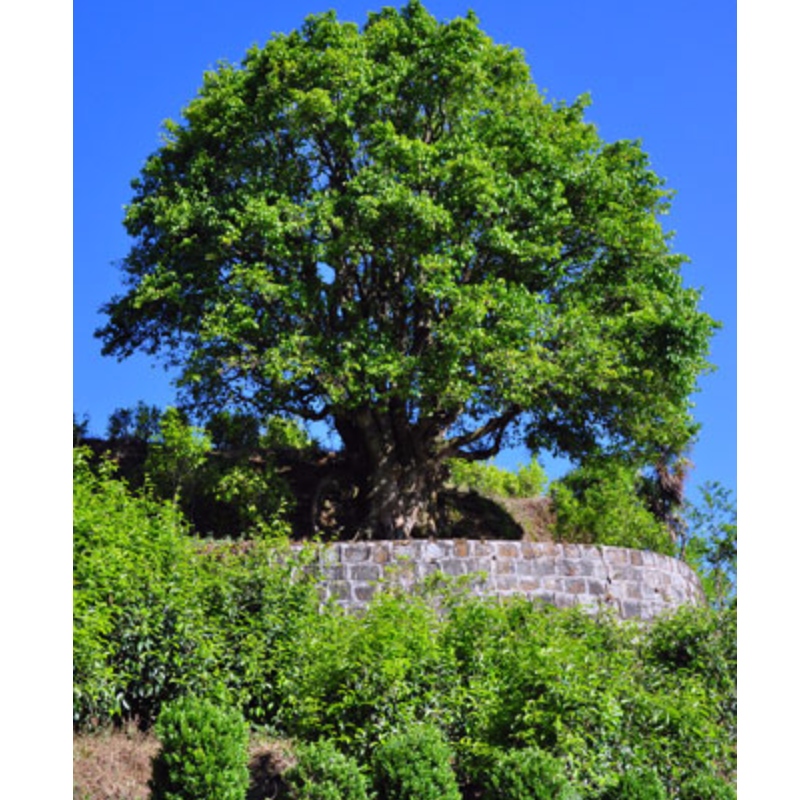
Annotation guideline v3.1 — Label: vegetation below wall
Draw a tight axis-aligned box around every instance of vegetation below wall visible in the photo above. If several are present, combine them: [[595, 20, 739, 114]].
[[74, 446, 736, 799]]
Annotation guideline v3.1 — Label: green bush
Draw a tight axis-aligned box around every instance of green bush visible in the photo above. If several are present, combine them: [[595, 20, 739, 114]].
[[371, 723, 460, 800], [482, 746, 581, 799], [440, 597, 736, 794], [73, 446, 320, 730], [679, 772, 736, 800], [598, 769, 667, 800], [149, 695, 250, 800], [275, 590, 458, 756], [448, 458, 547, 498], [549, 460, 674, 553], [283, 739, 371, 800], [197, 540, 321, 726], [73, 447, 214, 728]]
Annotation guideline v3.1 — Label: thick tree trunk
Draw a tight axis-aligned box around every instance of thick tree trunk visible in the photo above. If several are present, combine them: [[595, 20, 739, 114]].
[[334, 408, 446, 539]]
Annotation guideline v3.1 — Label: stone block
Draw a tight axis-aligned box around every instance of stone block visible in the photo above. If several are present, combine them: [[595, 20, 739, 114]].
[[422, 541, 447, 561], [454, 539, 471, 557], [343, 543, 371, 562], [562, 544, 584, 559], [329, 581, 353, 601], [354, 584, 377, 602], [441, 558, 466, 577], [495, 559, 515, 575], [498, 542, 521, 559], [603, 547, 630, 565], [518, 577, 543, 593], [349, 564, 382, 582], [566, 578, 587, 595]]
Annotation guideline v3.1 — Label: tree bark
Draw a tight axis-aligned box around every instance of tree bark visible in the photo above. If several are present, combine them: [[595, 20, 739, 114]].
[[334, 408, 446, 539]]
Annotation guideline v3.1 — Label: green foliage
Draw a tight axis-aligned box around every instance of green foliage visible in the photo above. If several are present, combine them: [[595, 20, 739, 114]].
[[73, 447, 320, 729], [283, 739, 372, 800], [371, 723, 460, 800], [73, 447, 214, 727], [598, 769, 667, 800], [207, 410, 262, 451], [441, 597, 736, 793], [683, 481, 737, 609], [135, 407, 297, 538], [145, 406, 213, 502], [107, 401, 162, 442], [481, 746, 581, 800], [98, 0, 716, 536], [149, 695, 249, 800], [261, 415, 314, 451], [274, 589, 458, 757], [678, 772, 737, 800], [195, 540, 320, 726], [448, 458, 547, 498], [549, 460, 674, 554], [208, 462, 293, 540]]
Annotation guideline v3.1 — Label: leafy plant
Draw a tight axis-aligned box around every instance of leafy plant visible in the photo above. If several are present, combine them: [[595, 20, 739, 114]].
[[597, 768, 667, 800], [448, 458, 547, 498], [73, 447, 213, 728], [144, 406, 213, 503], [679, 771, 737, 800], [481, 746, 581, 800], [196, 540, 320, 726], [274, 589, 458, 756], [149, 695, 249, 800], [371, 723, 460, 800], [283, 739, 372, 800], [549, 460, 674, 554], [107, 401, 162, 442], [683, 481, 737, 608]]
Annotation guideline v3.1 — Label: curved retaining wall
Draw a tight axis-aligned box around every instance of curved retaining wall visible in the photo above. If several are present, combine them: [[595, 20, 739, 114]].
[[296, 539, 706, 621]]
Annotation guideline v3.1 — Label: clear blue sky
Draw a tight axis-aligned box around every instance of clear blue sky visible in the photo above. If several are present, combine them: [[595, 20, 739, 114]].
[[73, 0, 736, 503]]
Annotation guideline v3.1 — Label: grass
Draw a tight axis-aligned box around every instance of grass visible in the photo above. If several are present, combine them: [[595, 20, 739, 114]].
[[73, 725, 296, 800]]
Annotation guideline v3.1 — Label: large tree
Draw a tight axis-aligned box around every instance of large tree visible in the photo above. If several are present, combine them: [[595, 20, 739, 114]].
[[98, 1, 716, 538]]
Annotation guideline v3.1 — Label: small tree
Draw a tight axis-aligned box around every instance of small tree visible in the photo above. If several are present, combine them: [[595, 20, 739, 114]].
[[683, 481, 737, 608], [106, 400, 162, 442], [549, 460, 674, 553], [98, 1, 716, 538], [145, 406, 213, 503]]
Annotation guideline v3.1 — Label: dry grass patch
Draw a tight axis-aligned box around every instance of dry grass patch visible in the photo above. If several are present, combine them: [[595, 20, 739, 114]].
[[73, 725, 159, 800], [73, 726, 297, 800]]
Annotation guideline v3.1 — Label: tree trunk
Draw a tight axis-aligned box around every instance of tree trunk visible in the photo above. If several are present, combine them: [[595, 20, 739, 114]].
[[334, 408, 446, 539]]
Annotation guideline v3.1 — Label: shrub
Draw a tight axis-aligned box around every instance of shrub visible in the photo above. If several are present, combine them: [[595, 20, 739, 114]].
[[149, 695, 249, 800], [275, 590, 458, 756], [679, 772, 736, 800], [371, 723, 460, 800], [283, 739, 371, 800], [448, 458, 547, 498], [197, 540, 321, 726], [73, 447, 213, 728], [549, 460, 673, 553], [598, 769, 667, 800], [481, 746, 581, 800]]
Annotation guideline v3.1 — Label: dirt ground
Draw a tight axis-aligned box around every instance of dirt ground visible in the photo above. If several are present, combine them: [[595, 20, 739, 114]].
[[73, 726, 294, 800]]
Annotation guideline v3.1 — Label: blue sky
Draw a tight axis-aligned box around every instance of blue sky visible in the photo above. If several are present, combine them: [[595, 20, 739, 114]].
[[73, 0, 736, 503]]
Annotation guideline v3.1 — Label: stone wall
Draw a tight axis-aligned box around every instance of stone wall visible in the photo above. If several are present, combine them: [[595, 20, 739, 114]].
[[295, 539, 706, 621]]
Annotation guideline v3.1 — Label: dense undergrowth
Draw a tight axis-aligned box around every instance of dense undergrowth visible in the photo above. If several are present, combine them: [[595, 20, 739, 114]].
[[74, 446, 736, 798]]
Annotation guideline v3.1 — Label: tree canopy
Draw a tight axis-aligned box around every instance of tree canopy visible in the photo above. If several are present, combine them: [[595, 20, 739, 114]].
[[98, 1, 716, 537]]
